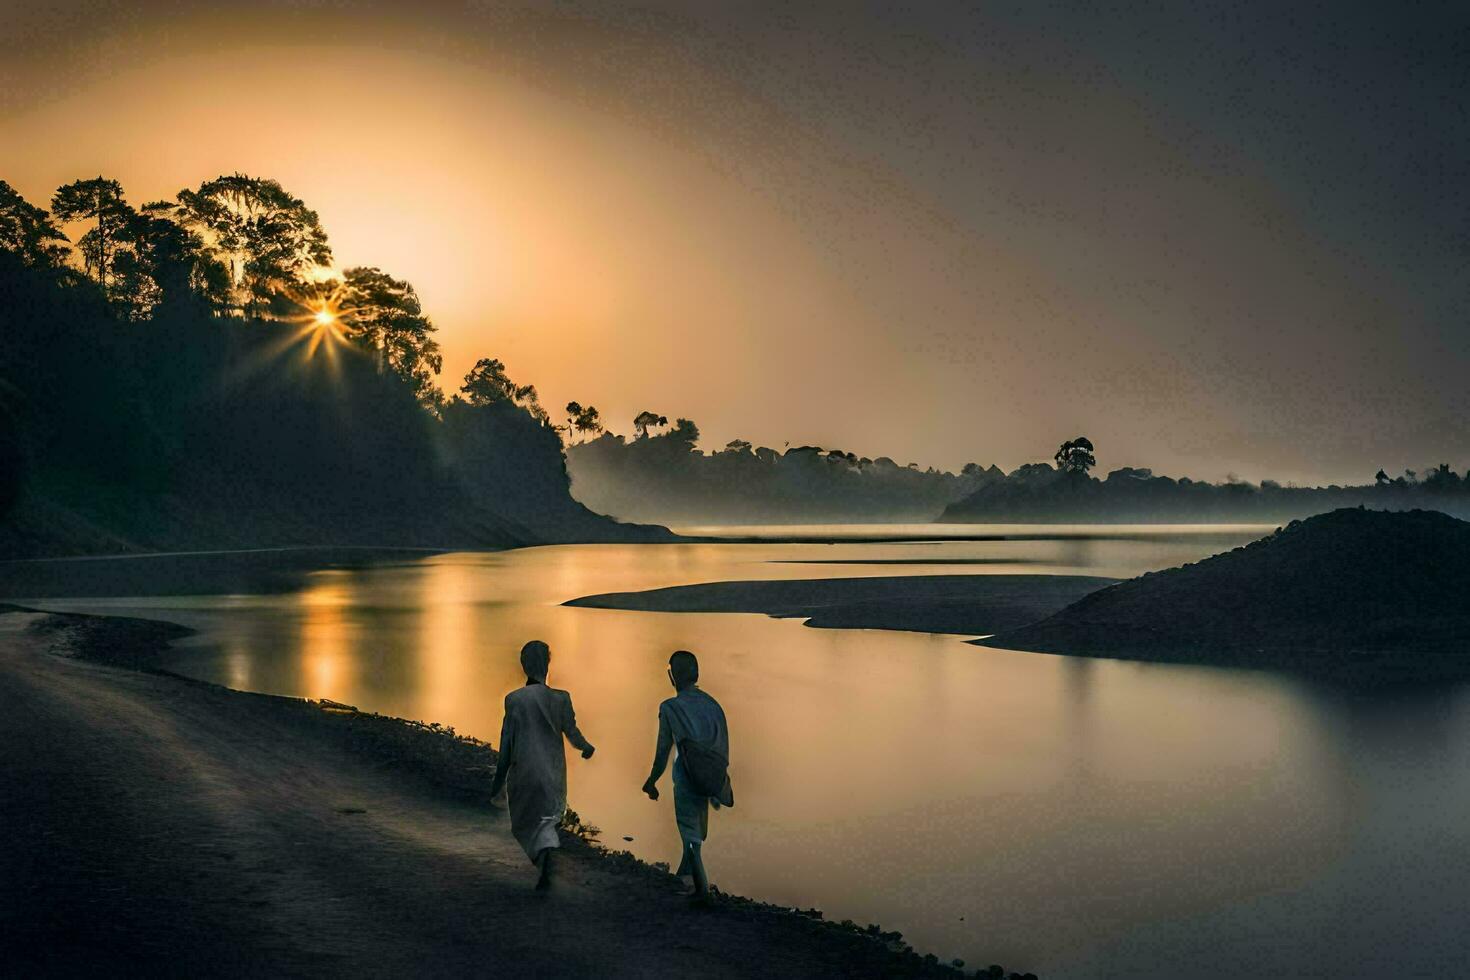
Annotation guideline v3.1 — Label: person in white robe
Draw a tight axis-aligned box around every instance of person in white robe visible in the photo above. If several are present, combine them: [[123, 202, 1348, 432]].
[[488, 640, 595, 890]]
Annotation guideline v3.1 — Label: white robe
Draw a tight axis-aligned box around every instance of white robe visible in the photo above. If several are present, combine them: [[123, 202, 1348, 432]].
[[495, 682, 591, 861]]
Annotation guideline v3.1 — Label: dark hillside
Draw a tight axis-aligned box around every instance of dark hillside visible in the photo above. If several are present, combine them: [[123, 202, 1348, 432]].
[[0, 254, 666, 556], [981, 508, 1470, 681]]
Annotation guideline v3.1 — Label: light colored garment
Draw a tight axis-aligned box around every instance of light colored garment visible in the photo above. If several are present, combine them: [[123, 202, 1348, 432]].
[[654, 686, 731, 849], [495, 682, 591, 862]]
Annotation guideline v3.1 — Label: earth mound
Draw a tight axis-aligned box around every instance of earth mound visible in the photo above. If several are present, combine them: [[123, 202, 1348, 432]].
[[980, 508, 1470, 681]]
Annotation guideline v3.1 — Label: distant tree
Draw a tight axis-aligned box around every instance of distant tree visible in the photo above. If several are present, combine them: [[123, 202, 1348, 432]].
[[1424, 463, 1461, 491], [668, 418, 700, 450], [175, 174, 331, 317], [0, 180, 69, 269], [333, 267, 442, 402], [462, 357, 528, 403], [633, 411, 668, 439], [564, 401, 584, 441], [1054, 436, 1097, 474], [460, 357, 549, 424], [723, 439, 752, 454], [51, 177, 134, 297], [1374, 469, 1390, 486], [569, 403, 603, 442]]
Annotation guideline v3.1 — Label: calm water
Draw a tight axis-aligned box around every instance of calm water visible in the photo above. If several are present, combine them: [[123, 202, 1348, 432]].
[[24, 526, 1470, 978]]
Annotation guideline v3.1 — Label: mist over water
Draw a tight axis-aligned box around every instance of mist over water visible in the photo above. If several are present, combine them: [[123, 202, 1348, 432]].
[[23, 528, 1470, 978]]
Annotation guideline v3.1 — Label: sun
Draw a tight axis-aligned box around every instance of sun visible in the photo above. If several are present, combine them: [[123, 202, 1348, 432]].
[[295, 299, 348, 361]]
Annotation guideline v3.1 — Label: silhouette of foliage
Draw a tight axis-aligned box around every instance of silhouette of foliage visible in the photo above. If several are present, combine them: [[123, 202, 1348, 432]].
[[459, 357, 550, 424], [0, 180, 68, 269], [566, 422, 996, 524], [1053, 436, 1096, 474], [51, 177, 133, 298], [329, 267, 443, 404], [175, 174, 331, 317], [941, 453, 1470, 523], [632, 411, 668, 439], [565, 402, 603, 443], [0, 170, 666, 556]]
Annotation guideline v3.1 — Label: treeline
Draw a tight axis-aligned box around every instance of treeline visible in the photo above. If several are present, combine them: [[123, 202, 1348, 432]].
[[940, 437, 1470, 524], [0, 175, 665, 555], [564, 418, 997, 524], [566, 423, 1470, 527]]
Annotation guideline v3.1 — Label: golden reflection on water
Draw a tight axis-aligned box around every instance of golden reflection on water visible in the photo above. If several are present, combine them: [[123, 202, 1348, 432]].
[[77, 526, 1470, 978], [297, 575, 356, 699], [416, 558, 477, 724]]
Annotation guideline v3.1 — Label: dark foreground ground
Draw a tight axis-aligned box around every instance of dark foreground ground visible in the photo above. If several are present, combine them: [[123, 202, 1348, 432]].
[[0, 607, 1029, 979], [564, 574, 1116, 635]]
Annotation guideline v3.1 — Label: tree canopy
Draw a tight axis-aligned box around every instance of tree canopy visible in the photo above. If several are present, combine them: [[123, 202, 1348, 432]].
[[51, 177, 133, 297], [0, 180, 68, 269], [633, 411, 668, 439], [175, 174, 331, 316], [1054, 437, 1096, 474], [328, 267, 443, 402]]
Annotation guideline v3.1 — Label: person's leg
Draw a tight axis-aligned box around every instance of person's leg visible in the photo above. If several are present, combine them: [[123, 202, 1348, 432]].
[[534, 846, 555, 890], [674, 785, 712, 904], [685, 841, 709, 900]]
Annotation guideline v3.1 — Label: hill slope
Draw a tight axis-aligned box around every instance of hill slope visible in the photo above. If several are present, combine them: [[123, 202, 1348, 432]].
[[980, 508, 1470, 681], [0, 257, 669, 556]]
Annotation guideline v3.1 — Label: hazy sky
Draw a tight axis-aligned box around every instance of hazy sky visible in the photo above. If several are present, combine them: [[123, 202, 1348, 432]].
[[4, 1, 1466, 484]]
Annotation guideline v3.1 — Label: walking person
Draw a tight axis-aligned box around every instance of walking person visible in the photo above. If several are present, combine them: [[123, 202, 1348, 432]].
[[642, 650, 732, 906], [488, 640, 595, 890]]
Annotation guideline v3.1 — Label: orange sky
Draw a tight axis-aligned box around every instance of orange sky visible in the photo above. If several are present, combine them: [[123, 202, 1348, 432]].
[[4, 3, 1466, 484]]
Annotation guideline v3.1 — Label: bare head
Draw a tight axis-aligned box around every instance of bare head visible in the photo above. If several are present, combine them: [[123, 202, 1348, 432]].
[[520, 640, 551, 682], [667, 650, 698, 691]]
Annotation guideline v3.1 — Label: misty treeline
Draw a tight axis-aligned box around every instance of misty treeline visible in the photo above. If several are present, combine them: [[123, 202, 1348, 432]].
[[565, 418, 999, 524], [567, 421, 1470, 525], [941, 437, 1470, 524], [0, 175, 662, 555]]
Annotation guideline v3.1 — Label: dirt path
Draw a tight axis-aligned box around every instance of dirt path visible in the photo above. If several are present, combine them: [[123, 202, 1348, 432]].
[[0, 612, 970, 979]]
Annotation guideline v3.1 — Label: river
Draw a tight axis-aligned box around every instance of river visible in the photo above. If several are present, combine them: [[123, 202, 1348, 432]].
[[21, 525, 1470, 978]]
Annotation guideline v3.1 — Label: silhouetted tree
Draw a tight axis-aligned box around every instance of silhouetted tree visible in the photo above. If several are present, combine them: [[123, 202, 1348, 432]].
[[1424, 463, 1462, 492], [175, 174, 330, 317], [0, 180, 68, 269], [567, 402, 603, 442], [332, 267, 442, 402], [460, 357, 550, 424], [101, 203, 230, 319], [1374, 469, 1390, 486], [633, 411, 668, 439], [51, 177, 133, 297], [1054, 436, 1096, 474], [723, 439, 752, 454], [668, 418, 700, 451]]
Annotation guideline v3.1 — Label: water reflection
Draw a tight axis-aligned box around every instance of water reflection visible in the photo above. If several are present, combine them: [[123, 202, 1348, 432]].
[[21, 527, 1470, 978], [298, 575, 356, 697]]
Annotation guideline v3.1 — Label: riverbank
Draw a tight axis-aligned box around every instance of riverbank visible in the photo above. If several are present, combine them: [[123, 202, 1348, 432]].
[[565, 574, 1116, 635], [980, 509, 1470, 684], [0, 605, 1032, 978]]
